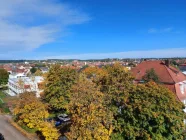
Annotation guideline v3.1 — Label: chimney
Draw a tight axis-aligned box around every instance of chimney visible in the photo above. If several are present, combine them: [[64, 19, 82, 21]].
[[165, 60, 170, 67]]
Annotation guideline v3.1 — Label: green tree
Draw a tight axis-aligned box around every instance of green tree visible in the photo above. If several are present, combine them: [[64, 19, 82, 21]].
[[44, 64, 78, 111], [100, 63, 134, 109], [30, 67, 37, 74], [66, 75, 113, 140], [142, 68, 160, 83], [0, 69, 9, 85], [112, 82, 185, 140]]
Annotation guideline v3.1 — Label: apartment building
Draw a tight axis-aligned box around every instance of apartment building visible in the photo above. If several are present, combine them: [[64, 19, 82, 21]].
[[8, 75, 44, 97]]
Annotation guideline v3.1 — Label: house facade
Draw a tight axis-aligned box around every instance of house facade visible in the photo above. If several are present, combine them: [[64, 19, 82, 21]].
[[8, 75, 44, 97]]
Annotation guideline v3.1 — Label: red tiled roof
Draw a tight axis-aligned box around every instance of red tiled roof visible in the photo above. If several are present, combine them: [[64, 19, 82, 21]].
[[131, 60, 186, 84], [12, 68, 25, 73], [164, 84, 176, 93]]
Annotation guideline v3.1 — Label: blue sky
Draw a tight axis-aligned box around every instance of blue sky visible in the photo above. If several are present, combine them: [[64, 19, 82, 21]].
[[0, 0, 186, 59]]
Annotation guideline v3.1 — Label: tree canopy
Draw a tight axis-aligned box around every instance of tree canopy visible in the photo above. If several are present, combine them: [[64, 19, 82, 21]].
[[111, 82, 185, 140], [14, 92, 49, 128], [14, 92, 59, 140], [30, 67, 37, 74], [66, 75, 113, 140], [142, 68, 160, 83], [0, 69, 9, 85], [12, 63, 185, 140], [44, 64, 78, 111]]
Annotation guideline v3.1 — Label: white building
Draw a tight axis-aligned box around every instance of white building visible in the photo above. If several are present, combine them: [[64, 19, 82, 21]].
[[183, 71, 186, 75], [8, 75, 44, 97]]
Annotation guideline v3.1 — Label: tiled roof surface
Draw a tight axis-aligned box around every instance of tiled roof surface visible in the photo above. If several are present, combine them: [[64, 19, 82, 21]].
[[131, 60, 186, 84]]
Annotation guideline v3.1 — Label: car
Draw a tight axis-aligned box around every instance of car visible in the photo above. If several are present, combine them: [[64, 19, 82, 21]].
[[57, 114, 70, 122], [55, 120, 62, 127], [0, 133, 5, 140]]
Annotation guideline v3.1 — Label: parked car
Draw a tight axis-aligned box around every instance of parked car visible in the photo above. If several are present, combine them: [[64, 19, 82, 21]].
[[57, 114, 70, 122], [0, 133, 5, 140], [55, 120, 62, 127]]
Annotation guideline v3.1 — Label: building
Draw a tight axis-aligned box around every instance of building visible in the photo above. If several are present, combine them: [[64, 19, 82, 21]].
[[40, 67, 49, 73], [183, 71, 186, 75], [131, 60, 186, 106], [8, 76, 44, 97], [179, 64, 186, 72]]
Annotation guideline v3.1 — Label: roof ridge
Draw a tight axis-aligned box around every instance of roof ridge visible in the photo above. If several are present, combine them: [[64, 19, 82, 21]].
[[163, 63, 176, 84]]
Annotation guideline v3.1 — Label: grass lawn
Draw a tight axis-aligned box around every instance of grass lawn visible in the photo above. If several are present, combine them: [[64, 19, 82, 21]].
[[0, 91, 6, 104], [0, 91, 6, 98], [0, 90, 11, 113]]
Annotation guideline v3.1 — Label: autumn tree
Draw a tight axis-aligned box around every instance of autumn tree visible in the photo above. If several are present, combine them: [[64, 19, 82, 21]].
[[44, 64, 78, 111], [66, 75, 113, 140], [38, 122, 60, 140], [14, 92, 60, 140], [142, 68, 160, 83], [0, 69, 9, 85], [82, 66, 108, 85], [34, 69, 43, 76], [111, 82, 185, 140], [14, 92, 49, 128]]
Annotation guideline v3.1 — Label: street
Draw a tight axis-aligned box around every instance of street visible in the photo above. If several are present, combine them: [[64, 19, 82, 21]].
[[0, 115, 29, 140]]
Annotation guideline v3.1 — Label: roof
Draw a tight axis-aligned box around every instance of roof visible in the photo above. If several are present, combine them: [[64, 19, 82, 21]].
[[40, 67, 49, 71], [131, 60, 186, 84]]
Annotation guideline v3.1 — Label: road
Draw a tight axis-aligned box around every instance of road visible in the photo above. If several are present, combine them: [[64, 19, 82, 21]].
[[0, 115, 29, 140]]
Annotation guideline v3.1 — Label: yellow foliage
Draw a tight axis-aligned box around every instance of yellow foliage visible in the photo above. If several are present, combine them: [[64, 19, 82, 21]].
[[38, 122, 60, 140], [66, 75, 113, 140], [13, 92, 60, 140], [14, 92, 49, 129]]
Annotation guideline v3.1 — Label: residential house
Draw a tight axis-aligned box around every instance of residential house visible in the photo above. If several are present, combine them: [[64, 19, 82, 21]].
[[131, 60, 186, 111], [40, 67, 49, 73]]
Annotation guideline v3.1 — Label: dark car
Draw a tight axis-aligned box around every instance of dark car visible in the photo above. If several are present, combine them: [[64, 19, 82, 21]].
[[0, 133, 5, 140], [55, 120, 63, 127]]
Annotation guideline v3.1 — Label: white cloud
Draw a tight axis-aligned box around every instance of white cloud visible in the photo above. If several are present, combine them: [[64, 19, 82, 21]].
[[0, 0, 90, 52], [148, 27, 173, 34], [45, 48, 186, 60], [148, 28, 158, 33]]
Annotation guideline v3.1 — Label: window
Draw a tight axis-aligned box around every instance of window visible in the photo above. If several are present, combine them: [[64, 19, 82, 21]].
[[180, 84, 184, 94]]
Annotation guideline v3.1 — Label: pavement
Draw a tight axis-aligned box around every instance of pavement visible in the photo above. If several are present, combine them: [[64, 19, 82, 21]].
[[0, 115, 29, 140]]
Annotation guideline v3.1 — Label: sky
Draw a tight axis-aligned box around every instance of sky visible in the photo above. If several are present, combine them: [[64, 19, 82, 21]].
[[0, 0, 186, 59]]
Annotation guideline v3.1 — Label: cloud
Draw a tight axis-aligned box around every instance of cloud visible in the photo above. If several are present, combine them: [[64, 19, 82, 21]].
[[0, 0, 90, 52], [45, 48, 186, 60], [148, 27, 173, 34]]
